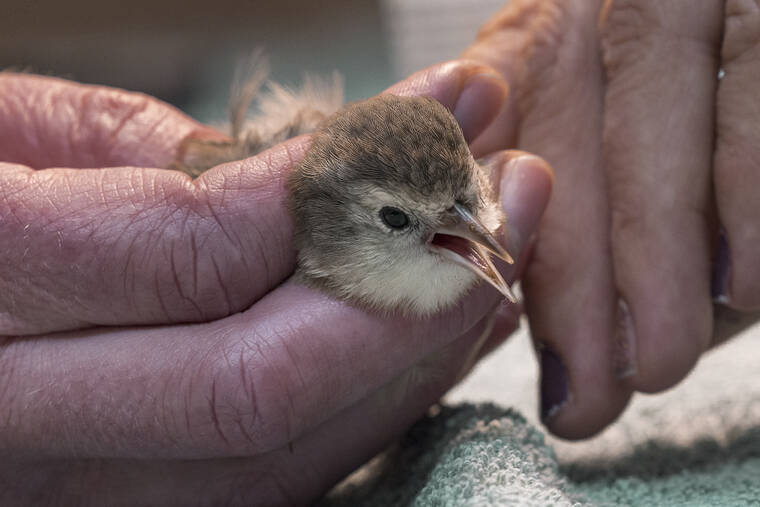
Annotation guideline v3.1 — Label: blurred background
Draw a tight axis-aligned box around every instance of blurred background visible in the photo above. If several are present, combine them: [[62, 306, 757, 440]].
[[0, 0, 507, 122]]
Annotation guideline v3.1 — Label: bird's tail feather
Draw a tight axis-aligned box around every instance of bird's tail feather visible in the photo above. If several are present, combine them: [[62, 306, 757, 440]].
[[171, 52, 344, 176], [255, 71, 344, 134], [228, 51, 344, 153], [228, 50, 271, 139]]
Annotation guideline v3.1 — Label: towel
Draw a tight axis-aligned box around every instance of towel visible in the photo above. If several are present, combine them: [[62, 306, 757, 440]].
[[323, 321, 760, 506]]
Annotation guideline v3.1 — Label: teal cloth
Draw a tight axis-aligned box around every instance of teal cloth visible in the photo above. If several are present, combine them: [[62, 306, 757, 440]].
[[323, 402, 760, 506]]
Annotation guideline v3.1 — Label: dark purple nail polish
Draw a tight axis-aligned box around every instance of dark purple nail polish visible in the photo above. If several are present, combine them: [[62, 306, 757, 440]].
[[540, 348, 569, 422], [614, 299, 637, 380], [712, 228, 731, 304]]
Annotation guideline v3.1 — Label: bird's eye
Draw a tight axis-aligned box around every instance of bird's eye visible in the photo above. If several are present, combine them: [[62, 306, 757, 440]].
[[379, 206, 409, 229]]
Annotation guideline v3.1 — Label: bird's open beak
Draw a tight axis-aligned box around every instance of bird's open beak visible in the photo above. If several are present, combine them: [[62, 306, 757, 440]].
[[430, 202, 517, 303]]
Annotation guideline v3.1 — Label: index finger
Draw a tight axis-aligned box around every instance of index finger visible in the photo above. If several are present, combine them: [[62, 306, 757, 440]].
[[600, 0, 723, 392], [0, 73, 224, 169]]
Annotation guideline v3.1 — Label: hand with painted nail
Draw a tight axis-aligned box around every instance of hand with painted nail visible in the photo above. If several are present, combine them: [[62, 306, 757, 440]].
[[462, 0, 760, 439], [0, 64, 553, 505]]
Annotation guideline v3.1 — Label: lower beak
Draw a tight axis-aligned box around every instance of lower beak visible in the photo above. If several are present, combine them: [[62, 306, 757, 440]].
[[430, 203, 517, 303]]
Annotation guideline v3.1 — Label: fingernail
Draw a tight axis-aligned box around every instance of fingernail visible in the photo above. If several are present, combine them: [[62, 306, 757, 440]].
[[476, 152, 505, 176], [498, 155, 553, 257], [539, 347, 569, 422], [614, 299, 638, 380], [452, 71, 507, 143], [712, 228, 731, 304]]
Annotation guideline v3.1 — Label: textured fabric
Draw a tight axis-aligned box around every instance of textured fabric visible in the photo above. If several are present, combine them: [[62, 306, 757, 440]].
[[323, 324, 760, 506], [325, 404, 583, 506]]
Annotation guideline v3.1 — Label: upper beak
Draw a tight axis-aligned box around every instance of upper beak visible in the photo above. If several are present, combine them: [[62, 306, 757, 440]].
[[450, 202, 513, 264], [429, 202, 517, 303]]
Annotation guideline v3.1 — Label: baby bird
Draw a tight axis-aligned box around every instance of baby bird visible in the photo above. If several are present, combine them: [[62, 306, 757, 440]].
[[174, 72, 516, 315], [287, 94, 515, 315]]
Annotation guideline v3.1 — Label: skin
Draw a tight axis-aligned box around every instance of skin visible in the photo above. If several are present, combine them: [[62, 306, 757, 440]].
[[0, 63, 553, 504], [462, 0, 760, 439]]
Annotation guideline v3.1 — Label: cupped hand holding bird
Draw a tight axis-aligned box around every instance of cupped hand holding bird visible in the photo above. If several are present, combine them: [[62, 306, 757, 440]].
[[0, 62, 552, 505]]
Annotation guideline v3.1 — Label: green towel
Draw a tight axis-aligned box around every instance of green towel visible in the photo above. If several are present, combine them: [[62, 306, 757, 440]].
[[323, 328, 760, 506], [325, 403, 760, 506]]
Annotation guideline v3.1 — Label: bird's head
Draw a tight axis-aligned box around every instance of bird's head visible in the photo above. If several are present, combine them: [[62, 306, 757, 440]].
[[287, 94, 514, 315]]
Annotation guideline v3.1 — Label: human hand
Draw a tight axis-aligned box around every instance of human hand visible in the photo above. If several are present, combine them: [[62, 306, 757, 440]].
[[463, 0, 760, 439], [0, 63, 553, 505]]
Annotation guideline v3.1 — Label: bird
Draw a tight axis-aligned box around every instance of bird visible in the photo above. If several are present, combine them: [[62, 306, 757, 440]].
[[286, 94, 516, 315], [173, 66, 516, 315]]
